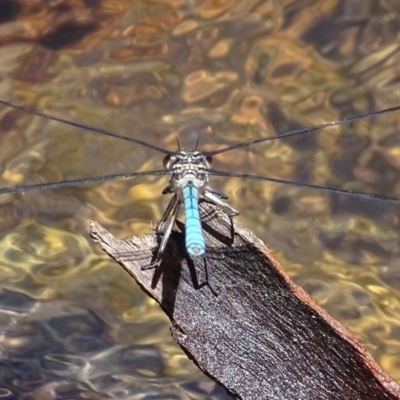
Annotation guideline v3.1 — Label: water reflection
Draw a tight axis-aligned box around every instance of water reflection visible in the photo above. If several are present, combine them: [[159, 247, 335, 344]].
[[0, 0, 400, 397]]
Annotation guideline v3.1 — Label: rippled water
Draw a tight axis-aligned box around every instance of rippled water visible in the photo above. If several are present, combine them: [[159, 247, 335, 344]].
[[0, 0, 400, 398]]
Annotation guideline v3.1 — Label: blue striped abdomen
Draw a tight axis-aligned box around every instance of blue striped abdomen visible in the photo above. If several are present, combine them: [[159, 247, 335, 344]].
[[183, 186, 205, 259]]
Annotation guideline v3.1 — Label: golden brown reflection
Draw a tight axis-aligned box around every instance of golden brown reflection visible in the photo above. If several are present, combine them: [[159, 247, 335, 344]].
[[1, 0, 400, 396]]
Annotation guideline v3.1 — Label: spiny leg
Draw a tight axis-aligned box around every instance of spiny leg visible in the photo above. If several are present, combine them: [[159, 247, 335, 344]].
[[204, 190, 238, 245], [143, 196, 180, 270], [206, 187, 229, 200], [157, 192, 177, 234], [204, 190, 239, 217]]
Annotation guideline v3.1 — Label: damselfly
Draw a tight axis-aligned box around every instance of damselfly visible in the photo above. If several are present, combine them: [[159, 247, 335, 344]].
[[1, 99, 400, 268]]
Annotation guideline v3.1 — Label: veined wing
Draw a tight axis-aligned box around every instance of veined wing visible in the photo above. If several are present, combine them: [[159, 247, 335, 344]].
[[206, 169, 400, 204], [202, 105, 400, 157], [0, 170, 171, 195], [0, 100, 175, 156]]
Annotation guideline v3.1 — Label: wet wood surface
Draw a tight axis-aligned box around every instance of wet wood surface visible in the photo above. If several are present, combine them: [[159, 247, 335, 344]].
[[89, 202, 400, 400]]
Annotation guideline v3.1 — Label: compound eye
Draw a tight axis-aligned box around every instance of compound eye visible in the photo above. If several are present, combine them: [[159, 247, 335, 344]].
[[163, 155, 171, 168], [206, 156, 213, 167]]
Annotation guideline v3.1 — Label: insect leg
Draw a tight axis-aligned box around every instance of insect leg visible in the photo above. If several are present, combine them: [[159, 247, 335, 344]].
[[143, 197, 180, 270], [206, 187, 229, 200], [157, 194, 177, 233], [204, 190, 239, 217]]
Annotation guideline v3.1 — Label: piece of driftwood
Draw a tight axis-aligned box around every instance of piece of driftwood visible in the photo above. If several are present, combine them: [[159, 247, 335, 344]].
[[88, 202, 400, 400]]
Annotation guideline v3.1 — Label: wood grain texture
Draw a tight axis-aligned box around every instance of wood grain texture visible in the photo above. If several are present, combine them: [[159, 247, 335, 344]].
[[89, 202, 400, 400]]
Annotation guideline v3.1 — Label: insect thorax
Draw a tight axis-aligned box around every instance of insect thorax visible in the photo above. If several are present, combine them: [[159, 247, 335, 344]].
[[164, 151, 211, 193]]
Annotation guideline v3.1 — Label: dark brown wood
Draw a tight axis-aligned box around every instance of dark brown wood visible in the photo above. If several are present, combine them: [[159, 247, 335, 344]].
[[88, 202, 400, 400]]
